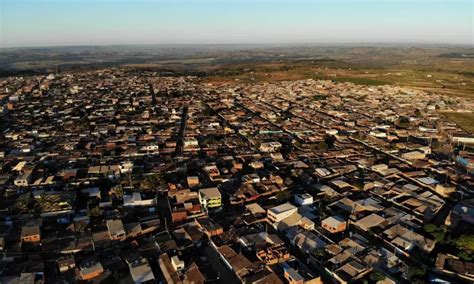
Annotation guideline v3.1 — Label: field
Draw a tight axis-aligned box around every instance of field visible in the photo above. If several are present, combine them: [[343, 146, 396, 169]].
[[1, 45, 473, 99], [441, 112, 474, 134]]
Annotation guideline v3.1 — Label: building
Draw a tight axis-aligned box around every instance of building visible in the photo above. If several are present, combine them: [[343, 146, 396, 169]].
[[123, 192, 156, 207], [198, 187, 222, 210], [267, 203, 298, 223], [401, 151, 426, 160], [294, 193, 314, 206], [14, 172, 32, 187], [21, 225, 41, 243], [259, 141, 282, 153], [106, 219, 126, 240], [79, 259, 104, 281], [171, 256, 185, 271], [127, 256, 155, 283], [321, 216, 347, 234]]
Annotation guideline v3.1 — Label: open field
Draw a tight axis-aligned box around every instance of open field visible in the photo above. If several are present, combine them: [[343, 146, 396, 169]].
[[1, 45, 473, 97], [441, 112, 474, 134]]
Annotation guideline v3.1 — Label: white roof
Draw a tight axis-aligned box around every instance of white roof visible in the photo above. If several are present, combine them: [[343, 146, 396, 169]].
[[129, 258, 155, 282], [322, 216, 345, 227], [269, 203, 297, 214], [199, 187, 221, 198]]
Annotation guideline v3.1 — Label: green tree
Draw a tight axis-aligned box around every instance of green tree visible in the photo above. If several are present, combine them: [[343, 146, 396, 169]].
[[275, 190, 291, 202], [111, 185, 124, 199], [141, 173, 165, 193], [455, 235, 474, 251], [423, 224, 437, 233], [318, 141, 329, 150], [414, 109, 422, 117], [397, 116, 410, 129], [324, 135, 337, 149], [313, 247, 327, 259], [406, 267, 426, 281], [459, 251, 473, 261], [88, 206, 103, 218], [424, 224, 446, 242], [369, 271, 386, 282]]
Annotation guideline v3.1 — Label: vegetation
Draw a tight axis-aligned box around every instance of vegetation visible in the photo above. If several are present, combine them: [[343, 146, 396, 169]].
[[111, 185, 124, 198], [88, 206, 103, 218], [3, 46, 473, 97], [406, 266, 426, 283], [275, 190, 291, 202], [141, 173, 166, 192], [369, 271, 386, 282], [324, 135, 337, 149], [332, 77, 388, 86], [442, 112, 474, 134], [455, 234, 474, 251], [396, 116, 410, 129], [424, 224, 447, 242], [414, 108, 422, 117]]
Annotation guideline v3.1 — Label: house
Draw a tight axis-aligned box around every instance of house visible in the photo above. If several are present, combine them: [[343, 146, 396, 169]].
[[267, 203, 298, 223], [171, 256, 185, 271], [259, 141, 282, 153], [123, 192, 156, 207], [57, 255, 76, 273], [14, 172, 32, 187], [217, 245, 256, 280], [203, 165, 222, 182], [283, 265, 322, 284], [21, 225, 41, 243], [290, 230, 326, 254], [183, 139, 199, 151], [198, 187, 222, 210], [187, 176, 200, 188], [106, 219, 126, 240], [321, 216, 347, 234], [183, 263, 206, 284], [401, 151, 426, 160], [284, 267, 305, 284], [195, 218, 224, 237], [158, 253, 182, 284], [294, 193, 313, 206], [435, 253, 474, 282], [354, 213, 387, 231], [335, 260, 371, 282], [299, 217, 315, 230], [126, 256, 155, 283], [79, 259, 104, 281]]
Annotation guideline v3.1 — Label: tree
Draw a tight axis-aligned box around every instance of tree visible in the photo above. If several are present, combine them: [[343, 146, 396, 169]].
[[455, 235, 474, 251], [111, 185, 124, 199], [313, 247, 327, 259], [318, 141, 329, 150], [406, 267, 426, 281], [370, 271, 386, 282], [414, 109, 422, 117], [459, 251, 473, 261], [397, 116, 410, 129], [88, 206, 103, 218], [324, 135, 337, 149], [424, 224, 446, 242], [423, 224, 437, 233], [275, 190, 291, 202], [141, 173, 166, 193]]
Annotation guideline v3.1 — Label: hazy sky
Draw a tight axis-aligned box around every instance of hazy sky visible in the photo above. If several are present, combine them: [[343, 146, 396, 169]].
[[0, 0, 472, 48]]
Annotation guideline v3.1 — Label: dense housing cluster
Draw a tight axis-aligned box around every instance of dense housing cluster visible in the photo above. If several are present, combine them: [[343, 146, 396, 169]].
[[0, 68, 473, 283]]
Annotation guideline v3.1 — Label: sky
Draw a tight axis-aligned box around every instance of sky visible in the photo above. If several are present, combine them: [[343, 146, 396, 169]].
[[0, 0, 472, 48]]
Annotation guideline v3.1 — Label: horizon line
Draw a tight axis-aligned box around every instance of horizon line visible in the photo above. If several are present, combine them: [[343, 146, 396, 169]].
[[1, 41, 473, 50]]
